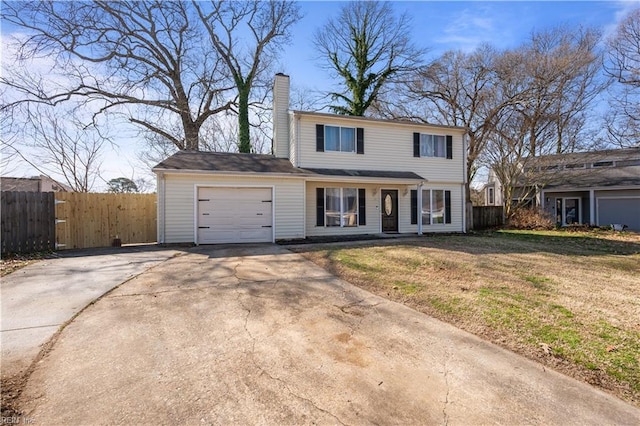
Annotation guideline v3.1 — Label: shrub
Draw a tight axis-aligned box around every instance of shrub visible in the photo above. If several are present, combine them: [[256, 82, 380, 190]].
[[507, 208, 555, 230]]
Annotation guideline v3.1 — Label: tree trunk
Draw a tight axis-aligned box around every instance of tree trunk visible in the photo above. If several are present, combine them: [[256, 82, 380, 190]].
[[238, 85, 251, 153], [183, 116, 200, 151]]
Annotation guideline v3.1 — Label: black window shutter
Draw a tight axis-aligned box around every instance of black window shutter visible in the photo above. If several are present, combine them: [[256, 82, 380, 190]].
[[413, 133, 420, 157], [411, 190, 417, 225], [316, 124, 325, 152], [356, 128, 364, 154], [445, 190, 451, 224], [446, 135, 453, 159], [358, 188, 366, 225], [316, 188, 325, 226]]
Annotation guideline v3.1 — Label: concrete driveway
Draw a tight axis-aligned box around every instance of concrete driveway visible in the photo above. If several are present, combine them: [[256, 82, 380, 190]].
[[12, 245, 640, 424], [1, 246, 179, 380]]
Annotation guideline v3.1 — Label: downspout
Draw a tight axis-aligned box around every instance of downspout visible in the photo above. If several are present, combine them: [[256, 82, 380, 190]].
[[417, 182, 424, 235], [157, 172, 165, 245], [296, 114, 301, 167], [462, 133, 469, 233], [461, 184, 466, 233]]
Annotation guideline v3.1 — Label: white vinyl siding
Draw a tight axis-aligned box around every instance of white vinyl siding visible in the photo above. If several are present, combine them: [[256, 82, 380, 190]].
[[305, 182, 464, 236], [161, 174, 304, 243], [296, 114, 465, 183]]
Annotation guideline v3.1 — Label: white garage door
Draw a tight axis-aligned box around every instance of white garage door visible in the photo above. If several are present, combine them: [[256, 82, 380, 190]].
[[197, 187, 273, 244], [598, 198, 640, 231]]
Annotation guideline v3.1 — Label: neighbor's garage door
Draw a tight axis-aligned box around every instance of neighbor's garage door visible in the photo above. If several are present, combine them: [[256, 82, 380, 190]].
[[197, 187, 273, 244], [598, 198, 640, 231]]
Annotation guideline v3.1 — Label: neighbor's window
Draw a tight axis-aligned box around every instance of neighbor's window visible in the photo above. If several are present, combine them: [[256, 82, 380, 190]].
[[488, 187, 495, 205], [422, 189, 445, 225], [420, 134, 446, 158], [325, 125, 355, 153], [326, 187, 358, 227]]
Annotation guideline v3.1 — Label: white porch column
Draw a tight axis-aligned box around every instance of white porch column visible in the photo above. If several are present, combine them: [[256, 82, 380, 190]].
[[589, 189, 595, 226], [417, 183, 423, 235]]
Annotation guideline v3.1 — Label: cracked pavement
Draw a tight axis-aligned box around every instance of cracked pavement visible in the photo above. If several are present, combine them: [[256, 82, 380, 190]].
[[14, 244, 640, 424]]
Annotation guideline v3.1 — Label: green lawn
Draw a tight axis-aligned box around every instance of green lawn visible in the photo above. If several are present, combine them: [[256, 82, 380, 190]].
[[294, 230, 640, 407]]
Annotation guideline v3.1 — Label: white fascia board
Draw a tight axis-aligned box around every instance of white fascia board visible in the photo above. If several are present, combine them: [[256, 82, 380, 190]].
[[153, 167, 427, 185], [304, 175, 424, 185], [151, 168, 306, 180]]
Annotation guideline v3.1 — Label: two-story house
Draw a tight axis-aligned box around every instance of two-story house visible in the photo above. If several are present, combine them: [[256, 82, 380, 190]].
[[153, 74, 467, 244]]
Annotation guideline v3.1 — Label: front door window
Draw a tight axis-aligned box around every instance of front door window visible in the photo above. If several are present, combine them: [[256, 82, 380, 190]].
[[564, 198, 580, 225], [556, 198, 580, 226]]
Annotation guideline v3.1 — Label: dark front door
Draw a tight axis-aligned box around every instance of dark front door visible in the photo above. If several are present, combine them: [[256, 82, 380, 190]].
[[381, 189, 398, 233]]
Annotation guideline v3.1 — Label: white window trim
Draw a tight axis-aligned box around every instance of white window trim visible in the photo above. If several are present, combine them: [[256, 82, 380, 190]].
[[325, 125, 356, 153], [325, 187, 359, 227], [419, 134, 446, 158], [421, 189, 446, 226]]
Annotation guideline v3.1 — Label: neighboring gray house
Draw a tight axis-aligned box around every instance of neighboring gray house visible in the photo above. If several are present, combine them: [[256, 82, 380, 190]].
[[0, 175, 71, 192], [483, 148, 640, 231], [153, 74, 468, 245]]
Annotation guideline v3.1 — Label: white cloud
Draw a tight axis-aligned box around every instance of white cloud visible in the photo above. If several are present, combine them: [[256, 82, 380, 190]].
[[602, 0, 640, 39]]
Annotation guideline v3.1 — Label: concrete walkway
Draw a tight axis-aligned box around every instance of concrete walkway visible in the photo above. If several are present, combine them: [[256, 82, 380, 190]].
[[1, 246, 180, 380], [12, 245, 639, 425]]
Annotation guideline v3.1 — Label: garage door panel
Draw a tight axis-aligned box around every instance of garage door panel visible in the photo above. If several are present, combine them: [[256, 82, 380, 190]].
[[598, 198, 640, 231], [197, 187, 273, 244]]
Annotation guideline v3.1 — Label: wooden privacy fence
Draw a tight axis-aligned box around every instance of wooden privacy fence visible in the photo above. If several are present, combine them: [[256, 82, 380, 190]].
[[1, 191, 56, 254], [473, 206, 504, 229], [1, 191, 157, 254], [55, 192, 157, 250]]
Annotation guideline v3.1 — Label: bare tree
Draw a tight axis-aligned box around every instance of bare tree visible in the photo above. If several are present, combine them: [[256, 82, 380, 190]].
[[1, 1, 235, 151], [605, 7, 640, 146], [483, 27, 605, 217], [2, 105, 106, 192], [504, 27, 605, 157], [314, 1, 424, 116], [398, 45, 506, 186], [194, 0, 301, 153]]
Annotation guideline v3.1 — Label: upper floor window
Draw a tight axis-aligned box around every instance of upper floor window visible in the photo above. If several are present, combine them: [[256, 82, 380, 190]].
[[316, 124, 364, 154], [421, 134, 446, 158], [413, 133, 453, 159], [488, 187, 495, 205], [325, 126, 355, 152]]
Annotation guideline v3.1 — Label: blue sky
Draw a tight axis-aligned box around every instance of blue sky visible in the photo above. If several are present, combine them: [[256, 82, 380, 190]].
[[2, 1, 639, 189], [281, 1, 639, 91]]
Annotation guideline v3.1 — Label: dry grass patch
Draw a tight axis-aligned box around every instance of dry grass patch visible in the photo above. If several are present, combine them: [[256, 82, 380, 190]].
[[0, 252, 50, 277], [293, 230, 640, 406]]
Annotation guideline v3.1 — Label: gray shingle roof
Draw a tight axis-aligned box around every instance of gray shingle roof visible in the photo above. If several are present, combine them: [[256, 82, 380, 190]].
[[153, 151, 306, 174], [543, 165, 640, 189], [153, 151, 425, 181]]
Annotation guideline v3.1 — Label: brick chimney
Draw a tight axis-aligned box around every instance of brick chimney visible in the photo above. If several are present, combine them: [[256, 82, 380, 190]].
[[272, 73, 290, 158]]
